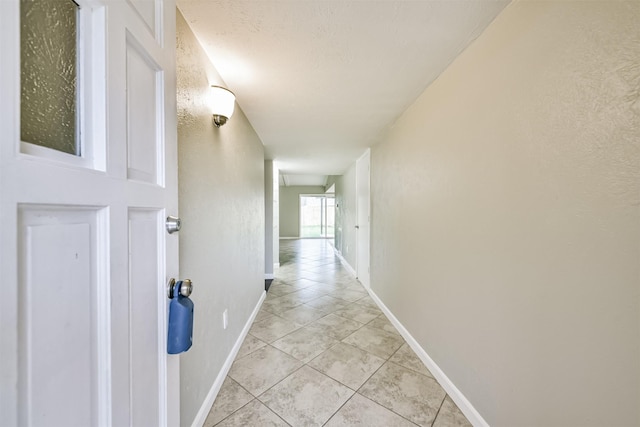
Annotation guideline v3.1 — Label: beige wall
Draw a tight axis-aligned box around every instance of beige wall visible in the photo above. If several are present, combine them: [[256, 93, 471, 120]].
[[176, 11, 265, 427], [325, 167, 357, 268], [371, 2, 640, 426], [279, 185, 326, 238]]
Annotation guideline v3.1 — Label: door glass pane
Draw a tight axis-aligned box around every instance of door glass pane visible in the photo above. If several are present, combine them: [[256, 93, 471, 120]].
[[326, 196, 335, 238], [21, 0, 79, 155], [300, 196, 335, 238], [300, 196, 322, 238]]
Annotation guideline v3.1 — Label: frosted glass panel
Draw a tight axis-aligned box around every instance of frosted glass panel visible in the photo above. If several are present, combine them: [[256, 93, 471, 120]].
[[21, 0, 79, 155]]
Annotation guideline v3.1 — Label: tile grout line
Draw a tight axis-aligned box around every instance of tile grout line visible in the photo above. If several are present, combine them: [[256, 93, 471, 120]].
[[211, 397, 254, 427], [333, 286, 429, 426], [430, 395, 448, 427], [217, 240, 446, 426], [261, 254, 373, 425]]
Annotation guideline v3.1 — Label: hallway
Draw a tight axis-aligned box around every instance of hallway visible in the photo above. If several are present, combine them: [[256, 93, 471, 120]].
[[203, 239, 471, 426]]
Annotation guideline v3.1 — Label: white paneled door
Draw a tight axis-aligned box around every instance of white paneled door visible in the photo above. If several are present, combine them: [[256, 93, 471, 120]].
[[356, 149, 371, 289], [0, 1, 179, 426]]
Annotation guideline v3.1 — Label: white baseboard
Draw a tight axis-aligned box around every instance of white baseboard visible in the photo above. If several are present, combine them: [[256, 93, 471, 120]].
[[265, 273, 274, 280], [367, 289, 489, 427], [334, 248, 356, 277], [279, 237, 298, 240], [190, 291, 267, 427]]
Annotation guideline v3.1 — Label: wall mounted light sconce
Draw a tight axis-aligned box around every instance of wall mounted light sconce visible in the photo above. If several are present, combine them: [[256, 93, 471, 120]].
[[210, 85, 235, 127]]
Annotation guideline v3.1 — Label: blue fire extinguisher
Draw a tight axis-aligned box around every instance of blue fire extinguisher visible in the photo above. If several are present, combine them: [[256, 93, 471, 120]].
[[167, 279, 194, 354]]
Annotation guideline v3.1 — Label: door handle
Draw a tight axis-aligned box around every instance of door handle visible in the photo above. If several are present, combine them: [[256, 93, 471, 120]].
[[355, 225, 359, 229], [166, 216, 181, 234], [167, 278, 193, 298]]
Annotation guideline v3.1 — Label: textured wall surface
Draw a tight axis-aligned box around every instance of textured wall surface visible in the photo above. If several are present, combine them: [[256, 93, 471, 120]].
[[324, 167, 357, 269], [21, 0, 77, 154], [279, 185, 326, 238], [371, 1, 640, 426], [176, 10, 265, 427]]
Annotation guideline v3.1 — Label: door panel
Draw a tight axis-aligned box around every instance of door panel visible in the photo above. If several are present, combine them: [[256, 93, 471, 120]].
[[126, 35, 162, 184], [356, 150, 371, 289], [128, 209, 162, 427], [128, 0, 160, 39], [0, 1, 179, 425], [18, 207, 103, 426]]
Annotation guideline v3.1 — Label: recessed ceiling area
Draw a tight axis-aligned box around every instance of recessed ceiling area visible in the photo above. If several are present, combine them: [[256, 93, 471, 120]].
[[279, 174, 328, 188], [177, 0, 510, 176]]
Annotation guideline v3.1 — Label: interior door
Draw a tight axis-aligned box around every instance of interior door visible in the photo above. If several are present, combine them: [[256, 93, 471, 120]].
[[0, 1, 179, 426], [356, 149, 371, 289]]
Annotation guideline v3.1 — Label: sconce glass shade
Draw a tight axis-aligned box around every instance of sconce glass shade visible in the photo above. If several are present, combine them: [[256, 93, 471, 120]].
[[210, 85, 235, 127]]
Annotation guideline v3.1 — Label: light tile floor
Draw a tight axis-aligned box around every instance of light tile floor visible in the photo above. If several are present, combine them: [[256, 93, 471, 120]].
[[204, 239, 472, 427]]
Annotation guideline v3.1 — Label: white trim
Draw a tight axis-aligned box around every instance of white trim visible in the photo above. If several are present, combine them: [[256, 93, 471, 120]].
[[367, 289, 489, 427], [333, 248, 356, 277], [95, 207, 112, 426], [279, 236, 298, 240], [265, 273, 274, 280], [273, 263, 280, 270], [356, 147, 371, 163], [189, 291, 267, 427]]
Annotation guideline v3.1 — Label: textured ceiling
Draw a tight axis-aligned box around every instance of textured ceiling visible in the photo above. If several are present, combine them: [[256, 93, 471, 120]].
[[177, 0, 510, 177]]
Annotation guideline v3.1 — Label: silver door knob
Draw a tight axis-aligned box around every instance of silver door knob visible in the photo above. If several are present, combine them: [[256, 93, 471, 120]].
[[167, 278, 193, 298], [166, 215, 181, 234]]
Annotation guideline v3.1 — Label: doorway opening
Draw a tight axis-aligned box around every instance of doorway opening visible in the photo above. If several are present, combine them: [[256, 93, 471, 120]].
[[299, 195, 335, 238]]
